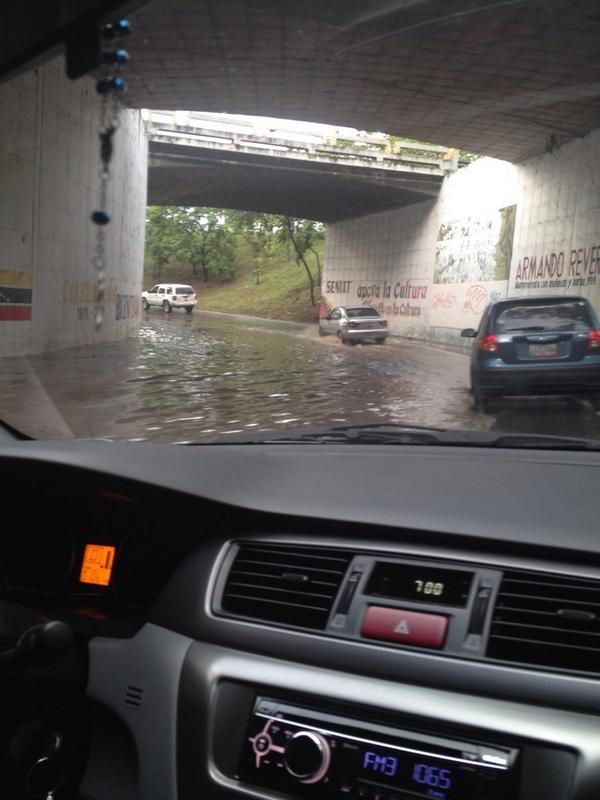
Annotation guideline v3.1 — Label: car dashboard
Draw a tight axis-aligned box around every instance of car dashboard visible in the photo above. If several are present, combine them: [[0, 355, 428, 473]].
[[1, 438, 600, 800]]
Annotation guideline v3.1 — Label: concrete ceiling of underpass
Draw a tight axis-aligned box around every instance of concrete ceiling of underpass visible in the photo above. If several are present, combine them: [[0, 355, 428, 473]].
[[126, 0, 600, 163]]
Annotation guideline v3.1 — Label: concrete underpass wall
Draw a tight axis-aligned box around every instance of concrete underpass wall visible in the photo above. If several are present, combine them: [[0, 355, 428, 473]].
[[323, 128, 600, 347], [0, 56, 147, 356]]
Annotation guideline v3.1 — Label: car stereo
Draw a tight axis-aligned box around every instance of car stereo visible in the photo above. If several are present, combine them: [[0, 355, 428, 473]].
[[237, 697, 519, 800]]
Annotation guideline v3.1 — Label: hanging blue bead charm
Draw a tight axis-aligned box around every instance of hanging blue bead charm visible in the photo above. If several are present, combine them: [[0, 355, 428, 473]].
[[102, 19, 132, 39], [101, 49, 130, 65], [92, 211, 111, 225], [96, 76, 126, 94], [116, 20, 131, 35], [92, 17, 132, 332]]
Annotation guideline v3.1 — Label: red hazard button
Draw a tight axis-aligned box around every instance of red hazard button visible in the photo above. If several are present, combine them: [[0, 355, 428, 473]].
[[361, 606, 448, 649]]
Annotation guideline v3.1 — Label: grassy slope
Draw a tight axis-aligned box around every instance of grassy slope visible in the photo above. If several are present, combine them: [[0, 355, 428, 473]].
[[144, 241, 321, 323]]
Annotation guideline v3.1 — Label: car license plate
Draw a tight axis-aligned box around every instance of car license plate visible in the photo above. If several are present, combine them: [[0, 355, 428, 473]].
[[529, 343, 557, 357]]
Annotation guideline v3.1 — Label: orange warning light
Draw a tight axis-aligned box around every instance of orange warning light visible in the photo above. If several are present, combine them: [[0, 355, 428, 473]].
[[79, 544, 116, 587]]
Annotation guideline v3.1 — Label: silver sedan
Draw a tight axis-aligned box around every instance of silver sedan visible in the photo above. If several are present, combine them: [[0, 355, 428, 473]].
[[320, 306, 389, 344]]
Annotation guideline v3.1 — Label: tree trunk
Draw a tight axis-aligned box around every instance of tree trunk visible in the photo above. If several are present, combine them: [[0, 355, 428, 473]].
[[309, 246, 322, 288], [285, 218, 316, 305], [198, 238, 209, 282]]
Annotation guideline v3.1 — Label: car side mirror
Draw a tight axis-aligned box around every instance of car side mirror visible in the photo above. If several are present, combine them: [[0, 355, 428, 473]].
[[460, 328, 477, 338]]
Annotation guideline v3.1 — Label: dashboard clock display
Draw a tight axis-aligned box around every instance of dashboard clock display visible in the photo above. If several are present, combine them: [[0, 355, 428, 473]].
[[80, 544, 116, 587], [367, 562, 474, 606]]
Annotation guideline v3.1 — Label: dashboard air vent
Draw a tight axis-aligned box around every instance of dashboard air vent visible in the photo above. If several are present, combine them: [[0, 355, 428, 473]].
[[488, 569, 600, 675], [124, 685, 144, 707], [221, 543, 352, 630]]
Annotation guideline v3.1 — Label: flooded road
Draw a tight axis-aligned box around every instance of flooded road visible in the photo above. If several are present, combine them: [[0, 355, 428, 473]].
[[2, 311, 600, 442]]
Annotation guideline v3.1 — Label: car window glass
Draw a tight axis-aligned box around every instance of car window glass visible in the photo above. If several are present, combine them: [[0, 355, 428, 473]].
[[176, 286, 193, 294], [346, 307, 380, 318], [158, 287, 165, 294], [494, 302, 592, 333]]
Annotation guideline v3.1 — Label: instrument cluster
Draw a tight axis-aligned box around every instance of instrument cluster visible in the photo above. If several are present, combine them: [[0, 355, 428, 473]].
[[1, 485, 194, 627]]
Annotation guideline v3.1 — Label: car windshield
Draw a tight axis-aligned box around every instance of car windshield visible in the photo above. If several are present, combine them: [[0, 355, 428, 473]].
[[346, 308, 380, 318], [494, 302, 593, 333], [1, 0, 600, 445]]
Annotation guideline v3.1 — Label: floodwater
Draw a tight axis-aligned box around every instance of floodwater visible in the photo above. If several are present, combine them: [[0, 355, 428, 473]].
[[2, 311, 600, 443]]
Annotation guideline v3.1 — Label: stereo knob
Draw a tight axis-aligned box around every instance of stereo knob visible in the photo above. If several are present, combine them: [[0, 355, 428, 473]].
[[284, 731, 331, 784]]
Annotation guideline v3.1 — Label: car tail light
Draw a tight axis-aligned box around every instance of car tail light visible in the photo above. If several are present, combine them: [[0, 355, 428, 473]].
[[172, 295, 177, 302], [588, 330, 600, 350], [378, 320, 387, 327], [348, 322, 359, 329], [479, 334, 499, 353]]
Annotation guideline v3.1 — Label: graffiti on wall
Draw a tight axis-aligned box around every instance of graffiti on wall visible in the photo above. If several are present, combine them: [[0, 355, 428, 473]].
[[463, 285, 489, 314], [460, 285, 503, 314], [319, 297, 334, 319], [63, 280, 117, 305], [428, 280, 508, 328], [115, 294, 140, 320], [62, 280, 139, 322], [324, 280, 353, 294], [322, 278, 429, 318], [371, 281, 428, 317], [512, 246, 600, 291], [357, 280, 428, 302], [431, 291, 458, 310], [434, 204, 517, 284], [373, 300, 424, 318], [323, 278, 429, 319]]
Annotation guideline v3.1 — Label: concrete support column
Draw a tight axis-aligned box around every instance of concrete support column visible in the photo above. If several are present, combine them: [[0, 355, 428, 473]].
[[0, 56, 148, 356], [323, 128, 600, 349]]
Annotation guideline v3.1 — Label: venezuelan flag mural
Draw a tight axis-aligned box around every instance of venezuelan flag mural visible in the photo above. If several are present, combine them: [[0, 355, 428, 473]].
[[0, 270, 32, 321]]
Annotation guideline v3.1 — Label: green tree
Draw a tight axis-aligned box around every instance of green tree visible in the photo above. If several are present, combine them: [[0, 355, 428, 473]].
[[145, 206, 175, 281], [145, 206, 237, 282], [145, 207, 324, 302], [231, 211, 282, 285], [279, 218, 324, 306]]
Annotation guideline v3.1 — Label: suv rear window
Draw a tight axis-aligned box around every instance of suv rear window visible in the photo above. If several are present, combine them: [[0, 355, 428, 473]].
[[346, 307, 380, 318], [176, 286, 193, 294], [494, 301, 592, 333]]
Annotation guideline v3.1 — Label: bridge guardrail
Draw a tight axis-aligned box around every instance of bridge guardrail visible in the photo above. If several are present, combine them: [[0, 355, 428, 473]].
[[145, 112, 460, 174]]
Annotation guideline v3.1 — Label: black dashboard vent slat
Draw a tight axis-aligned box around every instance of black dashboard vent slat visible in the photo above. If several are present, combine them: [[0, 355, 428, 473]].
[[221, 544, 352, 630], [488, 569, 600, 675]]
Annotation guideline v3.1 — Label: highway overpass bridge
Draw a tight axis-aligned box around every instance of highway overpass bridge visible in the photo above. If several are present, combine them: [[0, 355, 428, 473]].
[[146, 111, 458, 221], [1, 0, 600, 354]]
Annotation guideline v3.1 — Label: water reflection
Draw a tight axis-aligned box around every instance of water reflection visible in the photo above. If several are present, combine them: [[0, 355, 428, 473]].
[[1, 311, 600, 443], [119, 313, 471, 442]]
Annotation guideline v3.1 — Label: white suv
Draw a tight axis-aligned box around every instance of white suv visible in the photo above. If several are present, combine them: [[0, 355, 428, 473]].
[[142, 284, 197, 313]]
